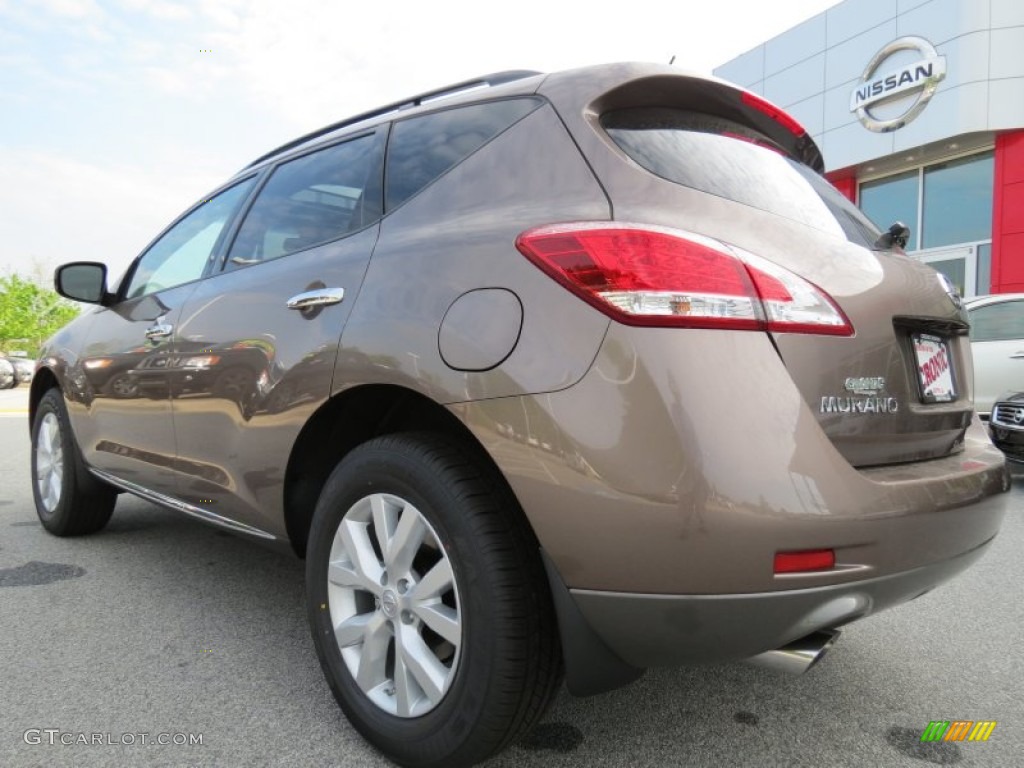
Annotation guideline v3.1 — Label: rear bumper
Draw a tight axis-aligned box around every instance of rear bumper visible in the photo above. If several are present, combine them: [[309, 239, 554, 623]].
[[570, 532, 995, 668], [456, 323, 1010, 595]]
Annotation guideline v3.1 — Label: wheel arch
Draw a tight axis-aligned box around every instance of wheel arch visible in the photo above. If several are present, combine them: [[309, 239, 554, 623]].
[[28, 367, 60, 434], [283, 383, 532, 558]]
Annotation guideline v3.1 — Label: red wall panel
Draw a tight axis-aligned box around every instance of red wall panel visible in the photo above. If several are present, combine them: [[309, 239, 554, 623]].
[[992, 131, 1024, 294], [825, 171, 857, 203]]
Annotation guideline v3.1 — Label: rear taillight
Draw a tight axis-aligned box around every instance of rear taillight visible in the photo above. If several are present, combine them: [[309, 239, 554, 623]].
[[515, 222, 853, 336]]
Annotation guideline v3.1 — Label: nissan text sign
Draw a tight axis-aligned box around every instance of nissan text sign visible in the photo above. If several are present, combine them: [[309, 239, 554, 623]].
[[850, 36, 946, 132]]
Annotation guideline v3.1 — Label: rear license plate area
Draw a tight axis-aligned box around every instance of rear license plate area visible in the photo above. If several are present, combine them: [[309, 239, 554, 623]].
[[913, 333, 956, 403]]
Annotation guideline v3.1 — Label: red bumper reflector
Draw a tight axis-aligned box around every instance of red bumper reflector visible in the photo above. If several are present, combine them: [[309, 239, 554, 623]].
[[774, 549, 835, 574]]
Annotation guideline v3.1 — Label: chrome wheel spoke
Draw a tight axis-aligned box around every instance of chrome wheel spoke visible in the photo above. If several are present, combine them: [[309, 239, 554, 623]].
[[396, 625, 447, 704], [333, 612, 373, 648], [370, 494, 398, 562], [392, 640, 417, 717], [414, 602, 461, 647], [384, 506, 426, 576], [355, 613, 392, 691], [336, 518, 384, 591], [328, 559, 379, 594], [411, 558, 454, 601]]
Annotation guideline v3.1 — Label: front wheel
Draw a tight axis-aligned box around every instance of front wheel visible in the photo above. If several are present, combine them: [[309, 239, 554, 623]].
[[32, 388, 117, 535], [306, 433, 561, 768]]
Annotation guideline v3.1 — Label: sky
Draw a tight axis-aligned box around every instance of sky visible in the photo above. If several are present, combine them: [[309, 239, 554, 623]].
[[0, 0, 842, 281]]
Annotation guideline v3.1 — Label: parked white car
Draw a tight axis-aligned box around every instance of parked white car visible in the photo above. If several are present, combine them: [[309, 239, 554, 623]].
[[965, 294, 1024, 417]]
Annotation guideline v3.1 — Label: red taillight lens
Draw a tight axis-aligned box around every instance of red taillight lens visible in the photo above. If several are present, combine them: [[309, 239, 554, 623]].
[[515, 222, 853, 336], [774, 549, 835, 574]]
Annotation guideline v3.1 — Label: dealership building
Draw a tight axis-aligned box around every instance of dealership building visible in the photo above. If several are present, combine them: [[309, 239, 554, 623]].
[[714, 0, 1024, 297]]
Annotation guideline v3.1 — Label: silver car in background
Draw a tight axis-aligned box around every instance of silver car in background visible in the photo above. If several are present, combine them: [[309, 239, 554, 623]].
[[965, 293, 1024, 416], [0, 357, 15, 389]]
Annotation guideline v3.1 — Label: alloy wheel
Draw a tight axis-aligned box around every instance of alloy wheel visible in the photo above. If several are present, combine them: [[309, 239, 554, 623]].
[[35, 412, 64, 514], [326, 492, 462, 718]]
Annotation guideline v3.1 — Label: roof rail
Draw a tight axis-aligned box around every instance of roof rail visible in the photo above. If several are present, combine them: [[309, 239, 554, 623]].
[[243, 70, 543, 170]]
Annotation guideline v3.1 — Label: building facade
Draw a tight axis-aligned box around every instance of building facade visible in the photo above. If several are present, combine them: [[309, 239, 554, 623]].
[[714, 0, 1024, 297]]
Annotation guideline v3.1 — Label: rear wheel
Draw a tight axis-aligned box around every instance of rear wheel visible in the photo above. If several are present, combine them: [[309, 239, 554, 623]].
[[306, 433, 561, 768], [32, 388, 117, 536]]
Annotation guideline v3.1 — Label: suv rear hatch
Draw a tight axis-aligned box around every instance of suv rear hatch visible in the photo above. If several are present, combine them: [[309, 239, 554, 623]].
[[538, 67, 973, 467]]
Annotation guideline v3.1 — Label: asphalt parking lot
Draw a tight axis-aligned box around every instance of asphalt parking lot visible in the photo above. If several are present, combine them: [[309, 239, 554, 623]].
[[1, 384, 1022, 768]]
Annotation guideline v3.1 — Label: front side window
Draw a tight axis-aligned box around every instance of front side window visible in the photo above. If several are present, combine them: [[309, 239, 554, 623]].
[[124, 179, 255, 299], [225, 132, 384, 268]]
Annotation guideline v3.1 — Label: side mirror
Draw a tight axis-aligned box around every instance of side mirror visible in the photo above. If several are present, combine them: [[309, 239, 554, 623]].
[[875, 221, 911, 251], [55, 262, 110, 305]]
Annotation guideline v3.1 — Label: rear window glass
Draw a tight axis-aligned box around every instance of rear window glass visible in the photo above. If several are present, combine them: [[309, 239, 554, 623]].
[[386, 98, 542, 210], [602, 108, 880, 248]]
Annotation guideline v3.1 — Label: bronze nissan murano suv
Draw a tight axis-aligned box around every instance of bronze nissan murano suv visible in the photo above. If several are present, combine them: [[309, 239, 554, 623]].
[[31, 63, 1009, 767]]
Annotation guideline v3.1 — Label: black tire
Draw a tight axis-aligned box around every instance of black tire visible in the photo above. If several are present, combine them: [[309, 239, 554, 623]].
[[31, 388, 117, 536], [306, 433, 562, 768]]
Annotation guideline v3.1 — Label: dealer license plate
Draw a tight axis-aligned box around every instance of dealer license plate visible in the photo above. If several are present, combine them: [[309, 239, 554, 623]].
[[913, 333, 955, 403]]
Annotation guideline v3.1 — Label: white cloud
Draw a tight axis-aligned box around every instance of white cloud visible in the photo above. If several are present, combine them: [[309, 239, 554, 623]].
[[37, 0, 103, 19], [116, 0, 192, 21], [0, 150, 221, 278]]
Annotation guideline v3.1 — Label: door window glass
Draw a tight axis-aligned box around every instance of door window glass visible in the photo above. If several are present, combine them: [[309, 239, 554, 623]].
[[226, 133, 384, 268], [969, 301, 1024, 342], [385, 99, 541, 210], [124, 179, 255, 298]]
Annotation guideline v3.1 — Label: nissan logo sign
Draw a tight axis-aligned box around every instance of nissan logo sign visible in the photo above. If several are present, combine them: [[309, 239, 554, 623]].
[[850, 36, 946, 132]]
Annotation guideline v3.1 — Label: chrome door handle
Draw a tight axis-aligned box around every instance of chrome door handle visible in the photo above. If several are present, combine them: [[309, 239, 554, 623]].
[[145, 323, 173, 340], [1011, 352, 1024, 359], [287, 287, 345, 310]]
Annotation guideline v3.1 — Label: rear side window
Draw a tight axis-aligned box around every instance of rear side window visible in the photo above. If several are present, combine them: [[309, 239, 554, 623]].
[[386, 98, 542, 210], [969, 301, 1024, 342], [226, 132, 384, 268], [602, 108, 880, 248]]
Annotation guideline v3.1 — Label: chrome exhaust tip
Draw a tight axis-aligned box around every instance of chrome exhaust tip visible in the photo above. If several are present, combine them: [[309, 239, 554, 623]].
[[745, 629, 840, 675]]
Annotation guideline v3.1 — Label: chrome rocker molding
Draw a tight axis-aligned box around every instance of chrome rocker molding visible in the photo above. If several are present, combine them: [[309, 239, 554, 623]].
[[89, 468, 277, 541]]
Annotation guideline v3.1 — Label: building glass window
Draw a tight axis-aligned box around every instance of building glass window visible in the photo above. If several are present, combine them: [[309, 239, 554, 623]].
[[927, 258, 967, 297], [921, 152, 993, 249], [859, 170, 919, 251], [857, 150, 994, 297]]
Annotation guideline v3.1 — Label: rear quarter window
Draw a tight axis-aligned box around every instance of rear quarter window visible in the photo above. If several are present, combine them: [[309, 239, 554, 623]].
[[602, 108, 880, 249], [385, 98, 542, 211]]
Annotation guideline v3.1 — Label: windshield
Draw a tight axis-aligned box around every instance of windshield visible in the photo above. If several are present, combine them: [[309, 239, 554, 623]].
[[602, 108, 881, 249]]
